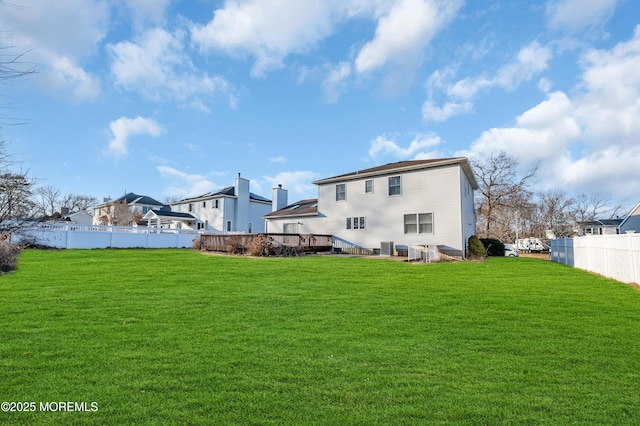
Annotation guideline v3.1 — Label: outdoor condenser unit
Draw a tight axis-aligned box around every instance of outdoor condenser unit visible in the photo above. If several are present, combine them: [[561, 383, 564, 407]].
[[380, 241, 394, 256]]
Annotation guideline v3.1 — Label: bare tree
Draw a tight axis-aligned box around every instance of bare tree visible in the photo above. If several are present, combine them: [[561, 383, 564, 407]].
[[0, 169, 35, 229], [34, 184, 62, 217], [471, 151, 537, 239], [535, 189, 575, 238], [61, 193, 98, 212], [571, 192, 623, 223]]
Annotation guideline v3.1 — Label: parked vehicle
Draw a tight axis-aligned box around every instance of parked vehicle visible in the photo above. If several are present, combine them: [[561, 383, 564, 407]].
[[504, 244, 519, 257], [515, 237, 550, 253]]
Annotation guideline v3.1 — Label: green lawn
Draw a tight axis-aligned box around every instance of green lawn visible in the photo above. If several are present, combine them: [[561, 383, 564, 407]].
[[1, 249, 640, 425]]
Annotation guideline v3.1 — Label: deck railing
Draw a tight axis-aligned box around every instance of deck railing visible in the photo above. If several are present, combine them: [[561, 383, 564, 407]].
[[199, 233, 333, 253]]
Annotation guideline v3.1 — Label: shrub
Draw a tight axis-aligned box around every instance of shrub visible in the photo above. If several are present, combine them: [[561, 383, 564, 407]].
[[0, 242, 21, 273], [467, 235, 486, 258], [246, 234, 276, 257], [191, 236, 202, 251], [226, 235, 245, 255], [480, 238, 505, 257]]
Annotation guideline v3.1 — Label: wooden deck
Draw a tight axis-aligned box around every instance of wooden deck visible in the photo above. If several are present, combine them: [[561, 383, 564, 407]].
[[198, 233, 334, 254]]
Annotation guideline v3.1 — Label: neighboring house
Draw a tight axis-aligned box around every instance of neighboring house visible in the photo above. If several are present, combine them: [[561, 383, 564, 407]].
[[170, 173, 273, 233], [61, 209, 93, 225], [93, 193, 165, 226], [578, 219, 623, 235], [143, 210, 198, 230], [619, 201, 640, 234], [264, 158, 478, 257]]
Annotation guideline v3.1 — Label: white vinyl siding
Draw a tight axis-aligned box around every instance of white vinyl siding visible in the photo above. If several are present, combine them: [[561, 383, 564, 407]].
[[283, 223, 299, 234]]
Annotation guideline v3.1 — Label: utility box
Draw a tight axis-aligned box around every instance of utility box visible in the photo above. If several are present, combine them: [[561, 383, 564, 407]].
[[380, 241, 394, 256]]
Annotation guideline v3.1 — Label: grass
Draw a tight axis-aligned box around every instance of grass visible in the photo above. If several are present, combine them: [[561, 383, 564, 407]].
[[1, 249, 640, 425]]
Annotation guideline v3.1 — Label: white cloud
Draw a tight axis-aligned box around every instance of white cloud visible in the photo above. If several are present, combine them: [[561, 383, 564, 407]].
[[269, 156, 288, 164], [421, 100, 473, 123], [469, 26, 640, 203], [263, 171, 322, 201], [368, 133, 443, 161], [47, 56, 101, 101], [546, 0, 617, 34], [157, 166, 219, 198], [106, 116, 165, 159], [108, 28, 236, 110], [122, 0, 172, 30], [355, 0, 461, 74], [191, 0, 339, 78], [0, 0, 110, 101], [322, 62, 352, 103], [191, 0, 460, 85], [423, 41, 553, 122]]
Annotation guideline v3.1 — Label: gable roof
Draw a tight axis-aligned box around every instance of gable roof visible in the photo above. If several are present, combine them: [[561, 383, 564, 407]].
[[143, 209, 197, 221], [579, 219, 624, 227], [264, 199, 318, 219], [619, 201, 640, 229], [312, 157, 478, 189], [113, 192, 164, 206], [174, 187, 271, 204]]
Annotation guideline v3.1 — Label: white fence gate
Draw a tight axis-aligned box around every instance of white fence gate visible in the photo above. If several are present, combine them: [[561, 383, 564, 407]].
[[12, 223, 200, 249], [408, 245, 440, 262], [551, 233, 640, 285]]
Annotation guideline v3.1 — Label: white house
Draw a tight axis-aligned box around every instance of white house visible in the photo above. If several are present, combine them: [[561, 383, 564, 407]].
[[264, 158, 478, 257], [61, 209, 93, 225], [93, 193, 165, 226], [170, 173, 272, 233]]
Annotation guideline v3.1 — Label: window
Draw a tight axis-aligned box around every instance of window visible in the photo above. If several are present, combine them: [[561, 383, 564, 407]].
[[214, 199, 219, 209], [365, 179, 373, 193], [348, 216, 366, 230], [283, 223, 299, 234], [188, 203, 193, 212], [418, 213, 433, 234], [404, 213, 434, 234], [404, 214, 417, 234], [248, 222, 253, 233], [226, 221, 232, 232], [388, 176, 401, 196], [203, 201, 206, 208], [336, 184, 346, 201]]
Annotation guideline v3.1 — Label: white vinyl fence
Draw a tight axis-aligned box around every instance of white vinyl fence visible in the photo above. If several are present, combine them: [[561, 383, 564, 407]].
[[408, 245, 440, 262], [12, 223, 200, 249], [551, 233, 640, 285]]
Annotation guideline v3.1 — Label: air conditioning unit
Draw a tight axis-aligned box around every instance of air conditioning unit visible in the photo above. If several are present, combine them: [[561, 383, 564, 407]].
[[380, 241, 394, 256]]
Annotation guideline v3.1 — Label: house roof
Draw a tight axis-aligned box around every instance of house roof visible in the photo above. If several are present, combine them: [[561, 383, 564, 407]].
[[143, 210, 197, 221], [116, 192, 164, 206], [579, 219, 624, 227], [174, 187, 271, 204], [312, 157, 479, 189], [264, 199, 319, 219], [619, 201, 640, 229]]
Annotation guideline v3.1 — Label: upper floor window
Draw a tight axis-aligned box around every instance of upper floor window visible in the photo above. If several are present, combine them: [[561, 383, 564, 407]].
[[336, 184, 346, 201], [203, 201, 206, 208], [388, 176, 401, 196], [213, 199, 219, 209], [365, 179, 373, 194], [188, 203, 193, 212]]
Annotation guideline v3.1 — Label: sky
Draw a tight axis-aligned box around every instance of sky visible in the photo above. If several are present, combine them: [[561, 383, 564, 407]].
[[1, 0, 639, 212]]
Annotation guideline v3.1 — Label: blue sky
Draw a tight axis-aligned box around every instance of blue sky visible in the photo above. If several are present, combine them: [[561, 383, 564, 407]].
[[1, 0, 639, 210]]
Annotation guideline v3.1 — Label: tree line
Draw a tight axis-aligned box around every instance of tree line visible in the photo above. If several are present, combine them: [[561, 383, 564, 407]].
[[472, 151, 623, 242]]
